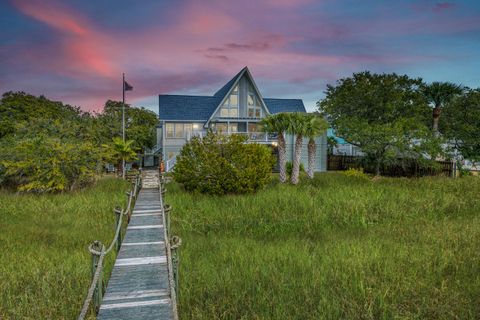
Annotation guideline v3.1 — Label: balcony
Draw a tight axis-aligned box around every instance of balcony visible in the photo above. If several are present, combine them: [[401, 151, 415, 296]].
[[186, 131, 278, 144]]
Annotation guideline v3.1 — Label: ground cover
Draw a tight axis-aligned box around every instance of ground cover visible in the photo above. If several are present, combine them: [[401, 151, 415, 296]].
[[167, 173, 480, 319], [0, 177, 129, 319]]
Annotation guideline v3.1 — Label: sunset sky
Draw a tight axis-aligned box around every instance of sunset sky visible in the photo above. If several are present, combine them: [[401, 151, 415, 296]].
[[1, 0, 479, 113]]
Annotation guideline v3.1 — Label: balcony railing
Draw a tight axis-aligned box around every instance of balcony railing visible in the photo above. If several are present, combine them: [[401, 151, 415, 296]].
[[186, 131, 277, 143]]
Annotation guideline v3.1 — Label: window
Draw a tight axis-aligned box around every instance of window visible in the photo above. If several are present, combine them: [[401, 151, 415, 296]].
[[219, 85, 239, 118], [247, 92, 262, 118], [165, 123, 197, 138], [215, 123, 237, 133], [216, 123, 227, 132], [175, 123, 184, 138], [248, 123, 259, 133], [166, 123, 174, 138], [167, 151, 176, 160]]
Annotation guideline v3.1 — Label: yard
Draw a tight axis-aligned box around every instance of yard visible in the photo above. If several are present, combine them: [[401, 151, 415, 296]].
[[0, 177, 129, 319], [166, 173, 480, 319]]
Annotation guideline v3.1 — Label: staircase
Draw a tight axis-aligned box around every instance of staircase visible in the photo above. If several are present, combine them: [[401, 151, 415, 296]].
[[142, 169, 160, 189]]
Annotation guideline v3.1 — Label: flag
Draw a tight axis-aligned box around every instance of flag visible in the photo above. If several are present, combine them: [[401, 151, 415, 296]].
[[124, 80, 133, 91]]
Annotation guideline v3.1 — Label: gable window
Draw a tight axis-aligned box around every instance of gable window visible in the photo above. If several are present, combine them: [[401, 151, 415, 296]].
[[219, 85, 239, 118], [247, 91, 262, 118]]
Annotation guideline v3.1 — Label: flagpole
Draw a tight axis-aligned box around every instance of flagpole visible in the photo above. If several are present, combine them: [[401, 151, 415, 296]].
[[122, 73, 126, 179]]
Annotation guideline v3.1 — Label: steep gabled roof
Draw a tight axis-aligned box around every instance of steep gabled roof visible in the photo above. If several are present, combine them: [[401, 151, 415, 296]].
[[263, 98, 306, 113], [159, 95, 222, 121], [158, 67, 307, 122], [213, 67, 246, 97]]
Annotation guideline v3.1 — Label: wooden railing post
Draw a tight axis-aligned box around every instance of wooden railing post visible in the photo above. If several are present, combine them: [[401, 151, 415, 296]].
[[170, 236, 182, 298], [114, 207, 122, 252], [164, 204, 171, 236], [90, 241, 103, 314]]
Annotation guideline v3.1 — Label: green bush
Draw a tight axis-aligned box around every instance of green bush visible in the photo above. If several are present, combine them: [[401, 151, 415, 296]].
[[0, 136, 101, 192], [286, 161, 304, 177], [342, 168, 370, 180], [173, 132, 274, 195]]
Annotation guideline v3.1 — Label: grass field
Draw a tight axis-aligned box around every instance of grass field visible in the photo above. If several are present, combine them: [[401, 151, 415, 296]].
[[0, 177, 129, 319], [166, 173, 480, 319]]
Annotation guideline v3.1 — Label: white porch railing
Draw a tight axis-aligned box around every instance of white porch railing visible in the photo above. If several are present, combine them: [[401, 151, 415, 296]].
[[186, 131, 277, 143], [166, 155, 177, 172]]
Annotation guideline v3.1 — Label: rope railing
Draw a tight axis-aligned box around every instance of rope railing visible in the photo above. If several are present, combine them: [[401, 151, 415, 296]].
[[160, 174, 182, 320], [77, 174, 141, 320]]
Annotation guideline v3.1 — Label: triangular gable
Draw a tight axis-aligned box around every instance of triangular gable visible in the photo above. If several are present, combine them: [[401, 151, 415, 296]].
[[205, 67, 271, 127], [213, 68, 245, 97]]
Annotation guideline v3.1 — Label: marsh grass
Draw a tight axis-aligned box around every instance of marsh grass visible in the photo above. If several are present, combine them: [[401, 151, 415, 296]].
[[0, 177, 129, 319], [167, 173, 480, 319]]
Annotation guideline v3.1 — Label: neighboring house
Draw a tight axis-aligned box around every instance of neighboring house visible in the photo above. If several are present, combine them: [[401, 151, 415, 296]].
[[149, 66, 327, 172], [327, 128, 364, 156]]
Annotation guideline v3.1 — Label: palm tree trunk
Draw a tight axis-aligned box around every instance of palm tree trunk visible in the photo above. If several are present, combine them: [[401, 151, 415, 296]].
[[291, 135, 303, 185], [278, 133, 287, 183], [307, 138, 316, 179], [432, 105, 441, 136]]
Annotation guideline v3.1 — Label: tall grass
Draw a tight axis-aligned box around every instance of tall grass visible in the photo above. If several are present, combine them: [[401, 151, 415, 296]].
[[166, 173, 480, 319], [0, 177, 129, 319]]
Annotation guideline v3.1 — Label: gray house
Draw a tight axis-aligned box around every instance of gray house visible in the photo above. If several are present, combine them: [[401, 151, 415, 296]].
[[152, 67, 327, 172]]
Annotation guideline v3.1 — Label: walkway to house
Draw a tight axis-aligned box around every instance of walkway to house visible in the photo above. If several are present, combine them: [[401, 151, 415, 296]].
[[97, 169, 176, 320]]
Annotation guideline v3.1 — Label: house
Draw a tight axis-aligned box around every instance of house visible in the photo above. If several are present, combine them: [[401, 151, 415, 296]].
[[327, 129, 364, 156], [150, 67, 327, 172]]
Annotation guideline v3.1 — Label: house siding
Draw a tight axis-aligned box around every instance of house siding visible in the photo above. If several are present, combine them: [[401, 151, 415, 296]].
[[285, 133, 327, 172]]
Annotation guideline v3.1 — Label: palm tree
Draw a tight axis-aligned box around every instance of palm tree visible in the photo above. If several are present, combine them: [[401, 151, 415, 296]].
[[423, 82, 463, 135], [260, 113, 290, 183], [104, 137, 138, 179], [286, 112, 309, 185], [304, 115, 328, 178]]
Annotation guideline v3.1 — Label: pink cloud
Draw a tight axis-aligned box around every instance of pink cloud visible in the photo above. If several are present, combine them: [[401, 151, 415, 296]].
[[12, 0, 118, 78], [12, 0, 87, 35], [433, 2, 456, 13]]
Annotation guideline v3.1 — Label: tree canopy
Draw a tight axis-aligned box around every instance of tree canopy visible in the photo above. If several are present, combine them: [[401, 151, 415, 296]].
[[319, 72, 442, 175], [441, 88, 480, 162], [0, 92, 158, 192]]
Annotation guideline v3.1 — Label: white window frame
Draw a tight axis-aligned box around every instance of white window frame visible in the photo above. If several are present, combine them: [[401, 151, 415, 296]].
[[220, 85, 239, 118], [247, 92, 262, 118]]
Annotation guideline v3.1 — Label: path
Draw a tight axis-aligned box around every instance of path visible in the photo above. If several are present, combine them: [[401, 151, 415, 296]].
[[97, 170, 175, 320]]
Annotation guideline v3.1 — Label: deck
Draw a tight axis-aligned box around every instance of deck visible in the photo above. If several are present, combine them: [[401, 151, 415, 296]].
[[97, 178, 175, 320]]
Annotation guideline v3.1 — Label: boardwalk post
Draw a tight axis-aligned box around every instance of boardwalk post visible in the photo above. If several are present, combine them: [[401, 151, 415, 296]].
[[164, 204, 171, 236], [114, 207, 122, 252], [170, 236, 182, 298], [90, 241, 103, 313]]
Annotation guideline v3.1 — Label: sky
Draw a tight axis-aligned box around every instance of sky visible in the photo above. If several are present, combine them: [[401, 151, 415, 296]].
[[1, 0, 479, 114]]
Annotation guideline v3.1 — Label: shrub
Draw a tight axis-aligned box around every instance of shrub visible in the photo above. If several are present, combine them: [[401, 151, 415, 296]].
[[286, 161, 305, 177], [173, 132, 274, 195], [342, 168, 370, 180], [0, 136, 101, 192]]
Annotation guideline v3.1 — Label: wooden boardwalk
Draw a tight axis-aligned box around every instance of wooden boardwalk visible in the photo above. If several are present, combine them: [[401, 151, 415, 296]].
[[97, 177, 175, 320]]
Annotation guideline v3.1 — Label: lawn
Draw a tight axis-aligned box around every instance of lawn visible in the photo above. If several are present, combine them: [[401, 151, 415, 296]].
[[0, 177, 129, 319], [166, 173, 480, 319]]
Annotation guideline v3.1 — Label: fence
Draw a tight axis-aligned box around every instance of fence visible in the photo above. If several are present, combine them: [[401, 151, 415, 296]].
[[327, 154, 455, 177]]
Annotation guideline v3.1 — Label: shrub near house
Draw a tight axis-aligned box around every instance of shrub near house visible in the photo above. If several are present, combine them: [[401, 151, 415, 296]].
[[173, 132, 274, 195]]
